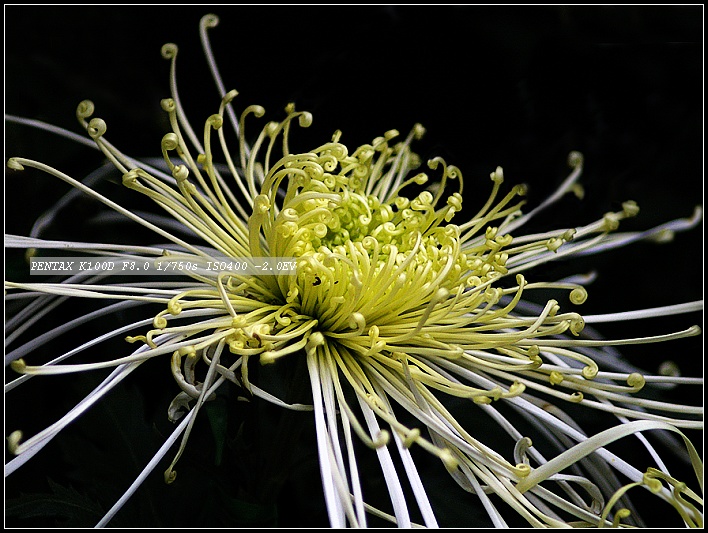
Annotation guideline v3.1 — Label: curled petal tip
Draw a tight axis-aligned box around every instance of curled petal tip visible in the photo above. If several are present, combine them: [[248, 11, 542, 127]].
[[10, 358, 27, 373], [568, 150, 584, 168], [76, 99, 95, 119], [7, 430, 23, 455], [87, 118, 107, 139], [7, 158, 24, 171], [164, 468, 177, 484], [201, 13, 219, 28], [373, 429, 390, 448], [161, 43, 178, 59]]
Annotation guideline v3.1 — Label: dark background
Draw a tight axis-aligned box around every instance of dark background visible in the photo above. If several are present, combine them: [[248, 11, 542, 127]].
[[5, 5, 703, 528]]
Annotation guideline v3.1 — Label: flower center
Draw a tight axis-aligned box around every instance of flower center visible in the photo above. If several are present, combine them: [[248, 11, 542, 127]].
[[247, 127, 516, 341]]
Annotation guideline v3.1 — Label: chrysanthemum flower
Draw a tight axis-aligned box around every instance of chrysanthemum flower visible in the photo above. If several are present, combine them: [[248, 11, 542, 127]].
[[5, 12, 703, 528]]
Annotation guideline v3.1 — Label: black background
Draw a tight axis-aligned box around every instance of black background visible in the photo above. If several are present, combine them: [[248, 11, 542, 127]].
[[5, 5, 703, 528]]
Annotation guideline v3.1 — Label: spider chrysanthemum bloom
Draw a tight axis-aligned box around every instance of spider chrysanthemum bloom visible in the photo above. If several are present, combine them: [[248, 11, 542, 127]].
[[5, 11, 703, 528]]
